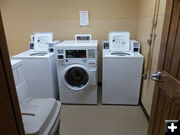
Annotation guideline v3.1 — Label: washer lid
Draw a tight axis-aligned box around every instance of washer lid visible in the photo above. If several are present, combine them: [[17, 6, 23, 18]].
[[12, 50, 54, 59], [30, 52, 48, 56], [110, 52, 130, 56], [62, 64, 92, 91], [103, 51, 144, 59]]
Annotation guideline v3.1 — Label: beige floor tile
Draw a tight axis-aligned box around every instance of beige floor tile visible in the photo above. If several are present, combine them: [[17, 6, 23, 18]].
[[60, 105, 148, 135], [59, 87, 148, 135]]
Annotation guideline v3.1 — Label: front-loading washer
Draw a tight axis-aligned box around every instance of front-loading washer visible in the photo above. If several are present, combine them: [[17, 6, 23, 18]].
[[55, 40, 98, 104]]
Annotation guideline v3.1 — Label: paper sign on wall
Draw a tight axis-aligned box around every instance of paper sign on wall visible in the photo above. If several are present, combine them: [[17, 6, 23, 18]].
[[80, 11, 89, 26]]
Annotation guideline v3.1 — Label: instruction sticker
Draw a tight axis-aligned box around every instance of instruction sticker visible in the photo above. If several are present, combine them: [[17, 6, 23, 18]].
[[80, 11, 89, 26]]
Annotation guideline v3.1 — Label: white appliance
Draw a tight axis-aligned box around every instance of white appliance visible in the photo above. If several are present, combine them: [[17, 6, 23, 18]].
[[75, 34, 92, 40], [55, 40, 98, 104], [13, 32, 59, 98], [11, 60, 61, 135], [102, 32, 143, 105]]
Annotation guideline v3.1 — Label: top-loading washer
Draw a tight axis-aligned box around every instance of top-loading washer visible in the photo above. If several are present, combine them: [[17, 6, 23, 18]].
[[13, 32, 59, 98], [102, 32, 143, 105], [55, 40, 98, 104]]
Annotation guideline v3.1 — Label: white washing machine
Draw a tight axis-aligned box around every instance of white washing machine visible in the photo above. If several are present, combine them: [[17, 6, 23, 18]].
[[13, 33, 59, 98], [13, 51, 58, 98], [102, 32, 143, 105], [55, 40, 98, 104]]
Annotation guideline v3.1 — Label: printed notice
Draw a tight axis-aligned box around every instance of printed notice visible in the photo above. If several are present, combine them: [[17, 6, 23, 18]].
[[80, 11, 89, 26]]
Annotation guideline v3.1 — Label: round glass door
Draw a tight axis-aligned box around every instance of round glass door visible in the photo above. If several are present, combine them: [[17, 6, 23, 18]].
[[65, 67, 89, 90]]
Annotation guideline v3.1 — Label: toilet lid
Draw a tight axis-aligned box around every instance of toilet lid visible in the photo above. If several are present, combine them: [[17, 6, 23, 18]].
[[21, 98, 56, 135]]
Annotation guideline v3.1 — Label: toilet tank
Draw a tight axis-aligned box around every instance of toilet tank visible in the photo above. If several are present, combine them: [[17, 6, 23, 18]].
[[11, 60, 29, 109]]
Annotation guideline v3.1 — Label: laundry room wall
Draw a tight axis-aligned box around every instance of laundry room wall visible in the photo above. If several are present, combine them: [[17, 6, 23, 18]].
[[136, 0, 167, 115], [0, 0, 140, 82], [0, 0, 167, 114]]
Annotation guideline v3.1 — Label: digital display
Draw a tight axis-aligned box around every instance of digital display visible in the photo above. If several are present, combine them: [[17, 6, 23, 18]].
[[66, 50, 86, 58]]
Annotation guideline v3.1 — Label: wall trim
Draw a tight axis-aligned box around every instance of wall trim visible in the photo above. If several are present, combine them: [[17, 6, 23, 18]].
[[140, 101, 150, 121]]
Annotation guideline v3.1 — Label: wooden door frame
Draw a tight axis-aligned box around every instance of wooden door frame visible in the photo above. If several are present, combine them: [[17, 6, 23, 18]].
[[0, 11, 25, 134], [148, 0, 178, 134]]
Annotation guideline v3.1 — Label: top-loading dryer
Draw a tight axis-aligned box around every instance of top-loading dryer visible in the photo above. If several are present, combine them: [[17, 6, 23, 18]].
[[55, 40, 98, 104], [102, 32, 143, 105]]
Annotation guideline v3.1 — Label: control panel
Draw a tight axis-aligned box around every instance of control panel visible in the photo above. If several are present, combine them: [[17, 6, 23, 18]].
[[130, 40, 141, 53], [103, 41, 109, 49], [66, 50, 86, 58], [57, 49, 96, 60]]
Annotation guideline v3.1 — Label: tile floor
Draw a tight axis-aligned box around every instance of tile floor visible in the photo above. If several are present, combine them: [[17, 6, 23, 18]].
[[59, 87, 149, 135]]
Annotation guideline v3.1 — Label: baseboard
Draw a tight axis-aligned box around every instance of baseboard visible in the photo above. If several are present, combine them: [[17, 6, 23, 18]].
[[140, 101, 150, 121]]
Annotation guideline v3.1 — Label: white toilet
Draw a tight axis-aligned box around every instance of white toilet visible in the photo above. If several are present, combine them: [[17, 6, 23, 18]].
[[11, 59, 61, 135]]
